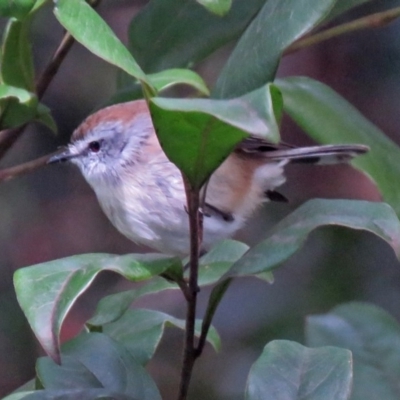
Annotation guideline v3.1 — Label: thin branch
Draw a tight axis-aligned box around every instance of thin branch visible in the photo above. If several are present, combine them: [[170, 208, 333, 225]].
[[178, 177, 202, 400], [0, 152, 58, 182], [290, 7, 400, 53], [285, 6, 400, 55], [196, 279, 232, 357]]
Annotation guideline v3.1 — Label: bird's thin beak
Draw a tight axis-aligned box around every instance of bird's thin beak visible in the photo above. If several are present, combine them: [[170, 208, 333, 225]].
[[47, 148, 78, 164]]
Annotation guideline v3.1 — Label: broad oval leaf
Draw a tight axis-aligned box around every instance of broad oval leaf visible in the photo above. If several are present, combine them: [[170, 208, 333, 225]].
[[306, 302, 400, 400], [87, 277, 178, 327], [126, 0, 265, 74], [0, 84, 38, 128], [13, 253, 182, 362], [1, 19, 35, 90], [197, 239, 249, 286], [36, 332, 159, 400], [276, 76, 400, 217], [0, 0, 35, 19], [213, 0, 337, 98], [150, 84, 281, 188], [149, 68, 210, 96], [196, 0, 232, 16], [246, 340, 352, 400], [224, 199, 400, 278], [53, 0, 151, 89], [102, 308, 220, 365]]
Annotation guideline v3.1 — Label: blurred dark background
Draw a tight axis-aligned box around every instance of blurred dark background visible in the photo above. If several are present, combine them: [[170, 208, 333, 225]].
[[1, 1, 400, 399]]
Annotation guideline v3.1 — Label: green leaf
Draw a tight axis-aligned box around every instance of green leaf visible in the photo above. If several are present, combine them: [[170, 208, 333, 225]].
[[2, 393, 36, 400], [224, 199, 400, 278], [0, 0, 36, 19], [196, 0, 232, 16], [276, 76, 400, 217], [213, 0, 337, 98], [13, 253, 182, 362], [246, 340, 352, 400], [53, 0, 151, 90], [103, 308, 220, 365], [306, 302, 400, 400], [87, 277, 178, 327], [126, 0, 265, 74], [1, 19, 35, 90], [0, 84, 38, 128], [325, 0, 374, 22], [149, 68, 210, 96], [149, 84, 281, 188], [35, 103, 57, 133], [197, 239, 249, 286], [36, 333, 159, 399]]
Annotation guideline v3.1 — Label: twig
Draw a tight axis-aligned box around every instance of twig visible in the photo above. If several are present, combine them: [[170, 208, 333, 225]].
[[178, 177, 202, 400], [0, 0, 103, 162], [196, 279, 231, 357], [0, 152, 58, 182], [285, 6, 400, 55]]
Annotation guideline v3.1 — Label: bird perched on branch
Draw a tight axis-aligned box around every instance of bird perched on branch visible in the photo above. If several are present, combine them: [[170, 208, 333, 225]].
[[49, 99, 368, 256]]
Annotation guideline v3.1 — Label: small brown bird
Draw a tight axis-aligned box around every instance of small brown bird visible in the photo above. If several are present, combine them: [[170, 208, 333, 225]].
[[49, 99, 368, 255]]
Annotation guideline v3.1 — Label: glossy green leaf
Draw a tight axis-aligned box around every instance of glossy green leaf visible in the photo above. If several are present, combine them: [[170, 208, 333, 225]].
[[149, 69, 210, 96], [0, 0, 35, 19], [14, 253, 182, 362], [126, 0, 265, 74], [87, 277, 178, 327], [0, 84, 38, 128], [224, 199, 400, 278], [36, 332, 159, 400], [196, 0, 232, 16], [276, 76, 400, 217], [246, 340, 352, 400], [326, 0, 374, 21], [53, 0, 151, 89], [213, 0, 336, 98], [306, 302, 400, 400], [103, 308, 220, 365], [1, 19, 35, 90], [150, 84, 281, 188]]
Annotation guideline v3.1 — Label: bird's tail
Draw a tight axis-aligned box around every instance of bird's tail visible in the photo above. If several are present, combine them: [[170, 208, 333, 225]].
[[262, 144, 369, 165]]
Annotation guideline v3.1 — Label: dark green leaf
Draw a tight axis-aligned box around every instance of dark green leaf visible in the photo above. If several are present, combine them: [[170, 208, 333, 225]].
[[14, 253, 181, 362], [246, 340, 352, 400], [87, 277, 178, 327], [0, 0, 36, 19], [306, 302, 400, 400], [213, 0, 336, 98], [196, 0, 232, 16], [36, 333, 159, 400], [53, 0, 151, 89], [1, 19, 35, 90], [103, 308, 220, 365], [276, 76, 400, 217], [150, 84, 280, 188], [224, 199, 400, 278], [126, 0, 265, 73]]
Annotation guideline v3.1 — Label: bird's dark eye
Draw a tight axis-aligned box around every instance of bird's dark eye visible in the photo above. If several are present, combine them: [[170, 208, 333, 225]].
[[88, 141, 101, 152]]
